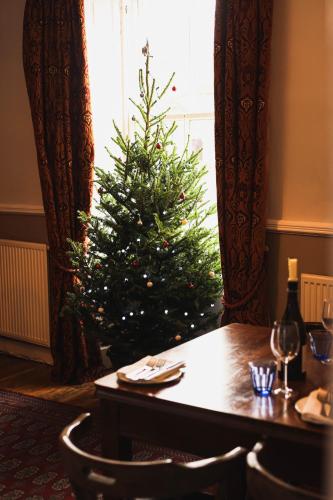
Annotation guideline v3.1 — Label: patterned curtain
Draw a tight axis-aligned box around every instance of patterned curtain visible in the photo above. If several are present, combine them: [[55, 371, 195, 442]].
[[214, 0, 274, 325], [23, 0, 103, 383]]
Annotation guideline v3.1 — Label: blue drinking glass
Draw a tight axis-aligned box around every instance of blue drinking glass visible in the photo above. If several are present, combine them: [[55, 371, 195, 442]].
[[249, 360, 277, 396], [308, 330, 332, 364]]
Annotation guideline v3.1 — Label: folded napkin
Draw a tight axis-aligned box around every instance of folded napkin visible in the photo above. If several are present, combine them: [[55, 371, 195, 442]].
[[300, 388, 333, 426], [117, 355, 186, 383]]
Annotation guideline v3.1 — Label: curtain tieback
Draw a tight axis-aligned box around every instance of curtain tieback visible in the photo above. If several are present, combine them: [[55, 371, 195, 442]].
[[49, 252, 77, 274]]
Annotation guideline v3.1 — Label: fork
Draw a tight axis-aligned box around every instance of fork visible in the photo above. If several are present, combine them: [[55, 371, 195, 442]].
[[142, 360, 185, 381], [127, 358, 164, 381]]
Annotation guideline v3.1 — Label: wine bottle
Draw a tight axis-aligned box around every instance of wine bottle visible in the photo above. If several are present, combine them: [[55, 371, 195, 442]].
[[279, 258, 306, 380]]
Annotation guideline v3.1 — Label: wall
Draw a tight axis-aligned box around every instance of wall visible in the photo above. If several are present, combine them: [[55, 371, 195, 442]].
[[0, 0, 45, 242], [268, 0, 333, 225], [266, 0, 333, 320], [0, 0, 332, 321]]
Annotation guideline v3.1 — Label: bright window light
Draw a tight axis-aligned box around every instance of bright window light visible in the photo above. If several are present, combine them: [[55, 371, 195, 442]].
[[84, 0, 217, 227]]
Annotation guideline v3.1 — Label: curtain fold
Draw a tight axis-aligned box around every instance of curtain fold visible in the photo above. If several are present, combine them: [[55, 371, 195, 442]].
[[23, 0, 103, 383], [214, 0, 274, 325]]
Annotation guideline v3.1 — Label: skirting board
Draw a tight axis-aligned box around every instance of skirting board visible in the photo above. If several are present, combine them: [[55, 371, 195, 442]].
[[0, 336, 53, 365], [0, 337, 112, 369]]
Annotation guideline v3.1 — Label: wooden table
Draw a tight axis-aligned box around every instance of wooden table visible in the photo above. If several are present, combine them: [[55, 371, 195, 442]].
[[95, 324, 331, 459]]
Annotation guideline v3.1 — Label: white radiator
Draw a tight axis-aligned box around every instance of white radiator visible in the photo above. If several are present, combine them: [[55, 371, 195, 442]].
[[301, 273, 333, 322], [0, 239, 50, 346]]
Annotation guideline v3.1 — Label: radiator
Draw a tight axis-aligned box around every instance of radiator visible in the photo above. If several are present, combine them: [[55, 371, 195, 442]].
[[0, 239, 50, 346], [301, 273, 333, 322]]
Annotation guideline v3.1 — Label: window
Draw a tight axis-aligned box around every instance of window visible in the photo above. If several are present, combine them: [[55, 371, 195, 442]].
[[85, 0, 217, 226]]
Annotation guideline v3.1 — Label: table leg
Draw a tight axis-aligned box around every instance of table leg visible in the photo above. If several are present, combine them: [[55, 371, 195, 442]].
[[100, 399, 132, 460]]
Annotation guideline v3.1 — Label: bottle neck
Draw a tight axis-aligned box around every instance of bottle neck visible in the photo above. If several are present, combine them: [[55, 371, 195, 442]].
[[286, 280, 299, 300]]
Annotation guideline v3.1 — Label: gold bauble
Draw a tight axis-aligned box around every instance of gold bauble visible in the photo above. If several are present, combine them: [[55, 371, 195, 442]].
[[146, 280, 153, 288]]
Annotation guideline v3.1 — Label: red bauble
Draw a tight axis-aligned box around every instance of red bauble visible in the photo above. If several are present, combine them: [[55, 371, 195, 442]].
[[187, 282, 195, 289], [172, 86, 176, 92], [95, 262, 102, 269], [162, 240, 169, 248], [156, 143, 161, 150], [132, 259, 140, 268]]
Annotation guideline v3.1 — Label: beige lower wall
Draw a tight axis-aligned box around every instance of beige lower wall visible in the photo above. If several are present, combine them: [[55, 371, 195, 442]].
[[266, 231, 333, 323], [1, 213, 332, 326], [0, 214, 48, 244]]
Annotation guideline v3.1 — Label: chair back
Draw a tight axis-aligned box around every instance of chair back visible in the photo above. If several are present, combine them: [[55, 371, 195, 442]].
[[247, 442, 328, 500], [60, 412, 247, 499]]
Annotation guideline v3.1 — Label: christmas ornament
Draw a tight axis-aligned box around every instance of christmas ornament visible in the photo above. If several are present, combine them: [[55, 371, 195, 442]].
[[172, 85, 176, 92], [162, 240, 169, 248], [179, 191, 186, 201], [208, 271, 215, 278], [180, 218, 188, 225], [137, 218, 143, 226], [187, 282, 195, 289], [175, 334, 182, 341], [132, 259, 140, 268], [95, 262, 102, 269], [142, 41, 149, 56], [97, 307, 104, 313], [147, 280, 153, 288], [156, 143, 161, 150]]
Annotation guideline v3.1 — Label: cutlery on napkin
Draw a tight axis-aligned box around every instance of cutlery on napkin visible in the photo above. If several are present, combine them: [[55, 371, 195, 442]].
[[117, 355, 186, 382], [300, 388, 333, 426]]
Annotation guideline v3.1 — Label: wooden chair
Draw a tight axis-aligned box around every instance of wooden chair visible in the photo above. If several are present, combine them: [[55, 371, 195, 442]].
[[59, 412, 247, 499], [246, 441, 328, 500]]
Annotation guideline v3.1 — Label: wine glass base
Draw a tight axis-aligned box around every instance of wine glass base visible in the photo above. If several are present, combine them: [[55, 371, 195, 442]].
[[273, 387, 293, 399]]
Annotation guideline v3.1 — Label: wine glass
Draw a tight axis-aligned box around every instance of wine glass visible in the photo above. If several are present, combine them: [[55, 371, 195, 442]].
[[270, 320, 300, 399], [322, 299, 333, 333]]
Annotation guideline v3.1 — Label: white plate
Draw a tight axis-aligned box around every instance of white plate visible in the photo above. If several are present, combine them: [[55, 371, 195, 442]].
[[294, 396, 307, 414], [117, 368, 184, 385], [294, 396, 333, 426]]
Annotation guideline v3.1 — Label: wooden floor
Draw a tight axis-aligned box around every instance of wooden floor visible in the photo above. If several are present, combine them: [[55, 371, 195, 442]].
[[0, 353, 100, 409]]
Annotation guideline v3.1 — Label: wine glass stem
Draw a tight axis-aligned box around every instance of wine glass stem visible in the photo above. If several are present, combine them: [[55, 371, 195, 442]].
[[283, 361, 288, 392]]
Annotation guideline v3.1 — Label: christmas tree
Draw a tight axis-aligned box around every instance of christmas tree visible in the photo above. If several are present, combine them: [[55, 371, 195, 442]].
[[65, 42, 222, 367]]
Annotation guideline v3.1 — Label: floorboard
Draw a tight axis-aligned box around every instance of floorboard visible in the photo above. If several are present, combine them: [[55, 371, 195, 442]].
[[0, 353, 100, 409]]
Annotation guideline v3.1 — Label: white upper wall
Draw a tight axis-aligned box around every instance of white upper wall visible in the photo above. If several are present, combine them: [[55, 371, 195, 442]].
[[268, 0, 333, 225], [0, 0, 332, 224], [0, 0, 43, 212]]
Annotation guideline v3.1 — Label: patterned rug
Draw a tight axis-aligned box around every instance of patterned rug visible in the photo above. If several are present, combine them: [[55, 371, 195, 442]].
[[0, 390, 197, 499]]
